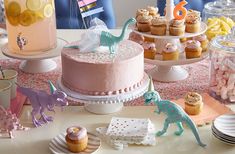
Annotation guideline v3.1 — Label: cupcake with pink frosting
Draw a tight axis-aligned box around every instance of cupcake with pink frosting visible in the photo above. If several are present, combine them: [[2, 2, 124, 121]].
[[65, 126, 88, 152], [142, 42, 156, 59], [128, 31, 145, 45], [193, 34, 209, 52], [185, 40, 202, 59], [162, 43, 179, 61]]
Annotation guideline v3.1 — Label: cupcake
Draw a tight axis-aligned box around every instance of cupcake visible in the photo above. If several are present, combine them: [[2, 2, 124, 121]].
[[169, 19, 185, 36], [136, 15, 152, 32], [193, 34, 209, 52], [65, 126, 88, 153], [185, 10, 201, 33], [136, 9, 149, 18], [147, 6, 160, 18], [142, 42, 156, 59], [162, 43, 179, 61], [184, 92, 203, 115], [128, 31, 145, 45], [185, 40, 202, 59], [151, 16, 167, 36]]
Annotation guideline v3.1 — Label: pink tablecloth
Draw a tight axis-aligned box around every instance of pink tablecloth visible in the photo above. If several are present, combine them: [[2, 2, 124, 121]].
[[0, 57, 210, 106]]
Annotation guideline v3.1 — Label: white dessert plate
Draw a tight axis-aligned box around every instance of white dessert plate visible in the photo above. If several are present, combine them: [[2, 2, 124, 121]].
[[212, 128, 235, 145], [213, 114, 235, 138], [130, 22, 207, 39], [212, 123, 235, 141], [49, 132, 101, 154]]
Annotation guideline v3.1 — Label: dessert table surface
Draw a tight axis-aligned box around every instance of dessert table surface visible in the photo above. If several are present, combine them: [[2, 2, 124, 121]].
[[0, 105, 235, 154]]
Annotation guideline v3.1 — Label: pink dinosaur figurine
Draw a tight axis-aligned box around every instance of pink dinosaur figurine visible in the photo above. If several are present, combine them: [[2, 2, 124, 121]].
[[17, 81, 68, 127], [0, 106, 29, 138]]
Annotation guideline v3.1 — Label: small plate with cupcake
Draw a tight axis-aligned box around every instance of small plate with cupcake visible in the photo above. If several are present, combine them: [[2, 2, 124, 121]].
[[49, 126, 101, 154]]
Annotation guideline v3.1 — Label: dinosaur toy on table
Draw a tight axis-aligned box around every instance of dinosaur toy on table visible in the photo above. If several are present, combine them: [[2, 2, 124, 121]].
[[143, 77, 206, 147], [65, 18, 136, 54], [17, 81, 68, 127]]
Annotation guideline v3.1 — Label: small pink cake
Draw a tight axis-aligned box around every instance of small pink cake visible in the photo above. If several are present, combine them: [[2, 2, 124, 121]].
[[61, 40, 144, 96]]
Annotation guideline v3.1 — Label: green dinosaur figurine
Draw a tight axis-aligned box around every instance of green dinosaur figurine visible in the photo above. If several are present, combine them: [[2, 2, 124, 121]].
[[143, 77, 207, 147], [65, 18, 136, 54]]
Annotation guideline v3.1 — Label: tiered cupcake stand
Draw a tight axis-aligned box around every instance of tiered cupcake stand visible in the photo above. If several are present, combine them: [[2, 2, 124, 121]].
[[1, 38, 67, 73], [58, 74, 149, 114], [132, 0, 208, 82]]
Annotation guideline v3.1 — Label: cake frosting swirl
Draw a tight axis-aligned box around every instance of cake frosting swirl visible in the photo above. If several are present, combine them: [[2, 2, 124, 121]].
[[170, 19, 185, 27], [193, 34, 207, 42], [186, 10, 201, 24], [136, 9, 149, 17], [152, 16, 167, 26], [66, 126, 87, 140], [142, 42, 156, 50], [186, 40, 201, 49], [185, 92, 202, 105], [136, 15, 152, 23], [163, 43, 178, 53]]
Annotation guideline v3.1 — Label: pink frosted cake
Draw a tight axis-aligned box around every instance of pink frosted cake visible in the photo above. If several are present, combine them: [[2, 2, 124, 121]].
[[61, 40, 144, 96]]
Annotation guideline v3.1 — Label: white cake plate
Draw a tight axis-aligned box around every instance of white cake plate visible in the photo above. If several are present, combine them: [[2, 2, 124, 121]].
[[1, 38, 67, 73], [57, 73, 149, 114], [131, 22, 208, 82]]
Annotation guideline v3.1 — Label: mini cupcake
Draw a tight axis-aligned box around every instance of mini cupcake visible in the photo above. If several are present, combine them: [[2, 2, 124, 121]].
[[142, 42, 156, 59], [162, 43, 179, 61], [151, 16, 167, 36], [147, 6, 160, 18], [169, 19, 185, 36], [185, 40, 202, 59], [184, 92, 203, 115], [136, 9, 149, 18], [136, 15, 152, 32], [185, 10, 201, 33], [65, 126, 88, 153], [193, 34, 209, 52], [128, 31, 145, 45]]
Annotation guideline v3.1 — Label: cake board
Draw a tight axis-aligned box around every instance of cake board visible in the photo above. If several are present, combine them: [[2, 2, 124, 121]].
[[1, 38, 67, 73], [57, 73, 150, 114]]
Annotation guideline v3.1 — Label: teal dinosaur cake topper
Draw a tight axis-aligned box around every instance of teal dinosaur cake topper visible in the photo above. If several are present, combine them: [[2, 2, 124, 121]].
[[65, 18, 136, 54], [143, 77, 206, 147]]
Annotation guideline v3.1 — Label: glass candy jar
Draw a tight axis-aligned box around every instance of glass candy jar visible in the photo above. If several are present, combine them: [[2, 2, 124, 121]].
[[4, 0, 56, 53], [209, 27, 235, 103], [203, 0, 235, 21]]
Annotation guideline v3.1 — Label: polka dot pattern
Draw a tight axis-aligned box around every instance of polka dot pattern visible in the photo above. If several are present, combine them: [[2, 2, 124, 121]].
[[0, 0, 5, 23]]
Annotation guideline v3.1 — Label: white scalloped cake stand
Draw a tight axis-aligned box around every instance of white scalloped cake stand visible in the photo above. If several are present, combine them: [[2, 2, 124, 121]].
[[57, 73, 149, 114], [1, 38, 67, 73], [131, 22, 208, 82]]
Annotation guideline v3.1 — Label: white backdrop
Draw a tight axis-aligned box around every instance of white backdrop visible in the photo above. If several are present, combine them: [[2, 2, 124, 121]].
[[113, 0, 157, 27]]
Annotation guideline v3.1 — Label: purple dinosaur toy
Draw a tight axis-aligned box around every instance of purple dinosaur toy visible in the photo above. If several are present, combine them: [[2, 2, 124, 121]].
[[17, 81, 68, 127]]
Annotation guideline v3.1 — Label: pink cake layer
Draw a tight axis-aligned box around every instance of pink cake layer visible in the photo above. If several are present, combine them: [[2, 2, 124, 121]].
[[61, 40, 144, 96]]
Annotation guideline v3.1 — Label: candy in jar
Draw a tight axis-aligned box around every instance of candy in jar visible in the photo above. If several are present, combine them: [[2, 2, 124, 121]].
[[209, 27, 235, 103]]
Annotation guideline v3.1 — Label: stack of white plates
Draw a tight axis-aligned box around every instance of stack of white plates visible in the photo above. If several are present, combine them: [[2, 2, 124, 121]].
[[212, 114, 235, 145]]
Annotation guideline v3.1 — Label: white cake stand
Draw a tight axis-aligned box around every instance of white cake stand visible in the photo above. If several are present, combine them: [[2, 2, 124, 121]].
[[1, 38, 67, 73], [132, 0, 208, 82], [57, 73, 149, 114]]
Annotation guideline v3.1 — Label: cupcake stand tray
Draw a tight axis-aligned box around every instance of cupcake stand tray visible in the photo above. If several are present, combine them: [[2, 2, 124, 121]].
[[131, 22, 208, 82], [1, 38, 67, 73], [57, 73, 149, 114]]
